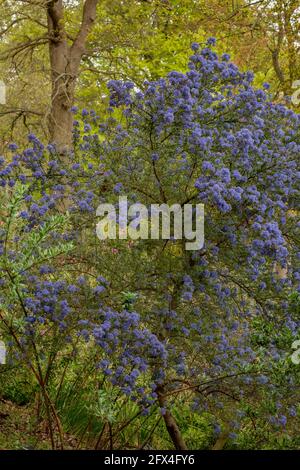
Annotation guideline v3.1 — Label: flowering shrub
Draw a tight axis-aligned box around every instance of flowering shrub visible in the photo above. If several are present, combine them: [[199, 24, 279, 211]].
[[0, 39, 300, 449]]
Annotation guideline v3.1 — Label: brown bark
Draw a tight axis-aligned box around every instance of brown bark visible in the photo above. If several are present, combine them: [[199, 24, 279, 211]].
[[46, 0, 99, 153], [212, 431, 229, 450], [157, 386, 188, 450]]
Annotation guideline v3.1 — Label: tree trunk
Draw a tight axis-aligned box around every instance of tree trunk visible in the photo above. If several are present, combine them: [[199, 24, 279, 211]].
[[48, 36, 75, 153], [212, 431, 229, 450], [157, 386, 188, 450], [46, 0, 98, 153]]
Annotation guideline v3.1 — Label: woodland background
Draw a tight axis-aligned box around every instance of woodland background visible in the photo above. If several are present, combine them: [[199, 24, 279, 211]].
[[0, 0, 300, 451]]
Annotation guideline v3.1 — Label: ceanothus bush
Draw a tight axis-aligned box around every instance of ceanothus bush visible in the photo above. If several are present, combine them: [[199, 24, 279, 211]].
[[0, 39, 299, 449]]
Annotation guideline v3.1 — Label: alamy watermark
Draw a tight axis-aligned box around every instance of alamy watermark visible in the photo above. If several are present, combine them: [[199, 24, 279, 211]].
[[96, 197, 204, 251]]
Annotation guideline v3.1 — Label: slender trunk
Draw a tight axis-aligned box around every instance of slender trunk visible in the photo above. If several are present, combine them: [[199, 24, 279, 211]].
[[212, 431, 229, 450], [157, 386, 188, 450]]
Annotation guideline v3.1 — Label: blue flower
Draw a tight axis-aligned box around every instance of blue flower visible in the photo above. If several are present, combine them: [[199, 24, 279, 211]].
[[207, 37, 217, 46]]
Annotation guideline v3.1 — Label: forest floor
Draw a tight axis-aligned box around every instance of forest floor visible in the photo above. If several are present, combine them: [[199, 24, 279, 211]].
[[0, 399, 77, 450], [0, 399, 48, 449]]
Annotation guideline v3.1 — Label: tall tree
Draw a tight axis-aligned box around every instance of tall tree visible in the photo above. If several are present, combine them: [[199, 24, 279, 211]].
[[47, 0, 99, 152], [0, 0, 99, 151]]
